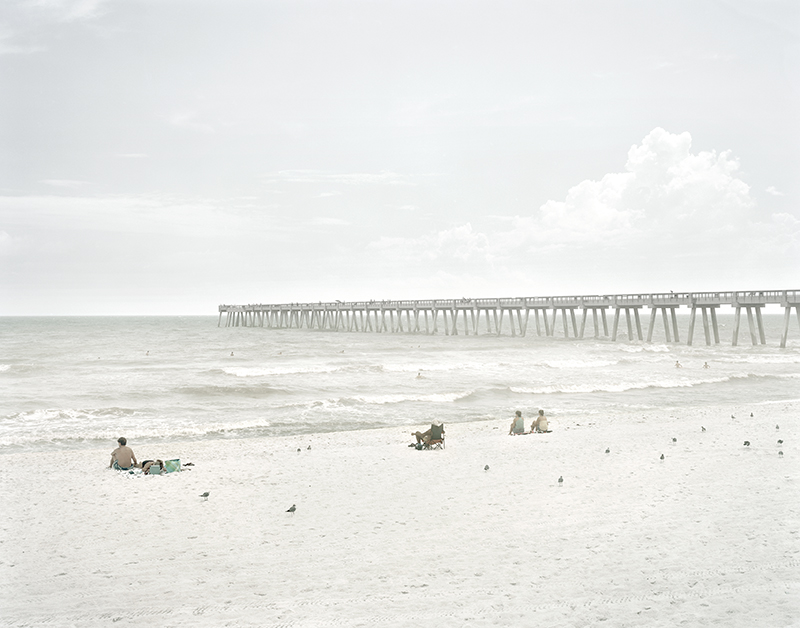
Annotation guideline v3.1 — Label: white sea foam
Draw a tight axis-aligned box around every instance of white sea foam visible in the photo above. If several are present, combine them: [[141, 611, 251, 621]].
[[223, 365, 339, 377], [345, 391, 473, 405], [1, 315, 797, 451], [509, 374, 764, 395], [540, 359, 618, 369]]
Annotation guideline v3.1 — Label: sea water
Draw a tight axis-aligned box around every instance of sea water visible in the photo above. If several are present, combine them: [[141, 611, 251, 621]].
[[1, 314, 798, 452]]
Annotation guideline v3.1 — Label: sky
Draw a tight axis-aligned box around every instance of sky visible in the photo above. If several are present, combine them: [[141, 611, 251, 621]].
[[1, 0, 798, 315]]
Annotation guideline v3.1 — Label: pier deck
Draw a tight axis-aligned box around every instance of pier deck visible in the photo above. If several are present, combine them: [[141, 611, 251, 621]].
[[219, 290, 800, 347]]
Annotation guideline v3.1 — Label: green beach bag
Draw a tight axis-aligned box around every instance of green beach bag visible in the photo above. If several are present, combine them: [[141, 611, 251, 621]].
[[163, 459, 181, 473]]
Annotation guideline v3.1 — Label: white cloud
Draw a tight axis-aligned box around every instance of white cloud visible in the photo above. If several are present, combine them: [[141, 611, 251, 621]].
[[41, 179, 91, 189], [368, 223, 492, 266], [0, 230, 17, 256], [310, 217, 349, 226], [267, 170, 413, 186], [365, 128, 799, 291], [169, 111, 215, 134], [766, 186, 784, 196], [27, 0, 109, 21], [0, 30, 45, 55]]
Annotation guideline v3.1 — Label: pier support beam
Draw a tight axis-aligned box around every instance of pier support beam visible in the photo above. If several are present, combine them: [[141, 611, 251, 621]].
[[687, 305, 720, 346], [551, 307, 579, 338], [579, 307, 609, 339], [612, 307, 643, 341], [646, 306, 680, 343], [781, 304, 800, 348], [732, 305, 766, 346]]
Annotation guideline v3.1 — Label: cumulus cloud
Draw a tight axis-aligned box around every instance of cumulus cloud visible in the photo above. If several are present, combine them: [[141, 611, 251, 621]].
[[368, 128, 799, 291], [29, 0, 109, 21], [369, 223, 492, 266]]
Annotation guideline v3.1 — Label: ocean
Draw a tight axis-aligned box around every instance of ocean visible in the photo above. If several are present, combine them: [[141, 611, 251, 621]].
[[1, 314, 798, 452]]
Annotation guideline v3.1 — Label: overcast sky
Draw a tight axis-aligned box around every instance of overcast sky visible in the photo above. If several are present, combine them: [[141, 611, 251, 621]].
[[1, 0, 798, 315]]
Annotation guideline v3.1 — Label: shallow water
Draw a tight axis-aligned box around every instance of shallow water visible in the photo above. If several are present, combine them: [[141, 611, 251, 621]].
[[1, 314, 797, 451]]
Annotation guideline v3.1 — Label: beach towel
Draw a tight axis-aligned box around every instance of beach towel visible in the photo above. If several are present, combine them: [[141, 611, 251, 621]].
[[163, 459, 181, 473]]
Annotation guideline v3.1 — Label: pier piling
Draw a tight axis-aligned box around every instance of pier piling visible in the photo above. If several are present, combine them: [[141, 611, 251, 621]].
[[219, 290, 798, 347]]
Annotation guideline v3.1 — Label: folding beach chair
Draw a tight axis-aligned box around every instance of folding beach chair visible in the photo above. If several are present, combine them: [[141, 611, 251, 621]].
[[422, 422, 445, 450]]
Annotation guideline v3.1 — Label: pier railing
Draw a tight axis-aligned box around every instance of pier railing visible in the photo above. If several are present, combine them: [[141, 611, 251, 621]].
[[219, 290, 800, 347]]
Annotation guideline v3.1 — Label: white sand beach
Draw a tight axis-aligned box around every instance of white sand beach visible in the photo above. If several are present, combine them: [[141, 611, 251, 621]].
[[2, 403, 798, 627]]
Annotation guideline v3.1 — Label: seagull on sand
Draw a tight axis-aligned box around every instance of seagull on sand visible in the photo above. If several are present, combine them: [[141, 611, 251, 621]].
[[701, 426, 706, 432], [660, 454, 665, 460], [776, 424, 780, 430], [672, 437, 677, 443], [605, 448, 610, 454], [286, 504, 296, 514], [779, 451, 784, 457], [307, 445, 311, 450], [557, 476, 563, 485], [778, 439, 783, 445], [484, 465, 489, 471], [200, 492, 210, 501], [743, 441, 750, 447]]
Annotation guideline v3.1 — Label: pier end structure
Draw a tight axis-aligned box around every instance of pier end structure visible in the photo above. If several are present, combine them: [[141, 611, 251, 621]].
[[219, 290, 800, 347]]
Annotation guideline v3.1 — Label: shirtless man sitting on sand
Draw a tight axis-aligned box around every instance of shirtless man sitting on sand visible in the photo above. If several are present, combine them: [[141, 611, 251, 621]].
[[110, 437, 138, 470]]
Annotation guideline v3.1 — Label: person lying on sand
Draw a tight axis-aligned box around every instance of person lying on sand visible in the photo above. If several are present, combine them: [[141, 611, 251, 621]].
[[532, 409, 549, 433], [110, 437, 138, 470], [141, 459, 165, 475], [509, 411, 526, 435]]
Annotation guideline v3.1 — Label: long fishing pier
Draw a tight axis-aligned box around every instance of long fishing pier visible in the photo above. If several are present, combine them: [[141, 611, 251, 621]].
[[219, 290, 800, 348]]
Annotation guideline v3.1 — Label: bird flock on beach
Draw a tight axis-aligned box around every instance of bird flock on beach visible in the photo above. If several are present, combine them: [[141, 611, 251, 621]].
[[190, 411, 786, 511]]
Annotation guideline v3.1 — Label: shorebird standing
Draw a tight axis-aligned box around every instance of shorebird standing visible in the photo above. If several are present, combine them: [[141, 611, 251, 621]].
[[660, 454, 665, 460], [286, 504, 296, 514], [200, 492, 210, 501], [557, 476, 563, 485], [484, 465, 489, 471], [701, 426, 706, 432], [743, 441, 750, 447], [605, 448, 610, 454]]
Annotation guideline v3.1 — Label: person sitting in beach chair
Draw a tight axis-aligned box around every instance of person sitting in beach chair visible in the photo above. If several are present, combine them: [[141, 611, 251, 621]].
[[532, 409, 549, 433], [509, 411, 526, 435], [412, 421, 445, 449]]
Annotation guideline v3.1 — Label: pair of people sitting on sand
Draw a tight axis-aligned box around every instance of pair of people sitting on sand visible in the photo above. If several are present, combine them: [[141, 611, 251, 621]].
[[509, 410, 549, 435], [109, 437, 164, 474]]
